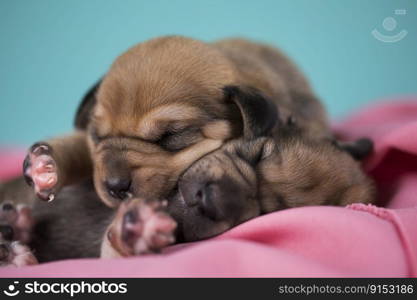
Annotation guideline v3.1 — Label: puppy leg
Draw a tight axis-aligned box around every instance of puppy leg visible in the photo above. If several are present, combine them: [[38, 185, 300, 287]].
[[101, 199, 177, 258], [0, 242, 38, 267], [0, 203, 37, 267], [23, 131, 92, 201]]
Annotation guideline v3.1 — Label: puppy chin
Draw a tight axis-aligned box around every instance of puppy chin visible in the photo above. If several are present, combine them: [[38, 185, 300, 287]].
[[167, 191, 232, 242], [93, 175, 120, 208], [180, 216, 231, 242]]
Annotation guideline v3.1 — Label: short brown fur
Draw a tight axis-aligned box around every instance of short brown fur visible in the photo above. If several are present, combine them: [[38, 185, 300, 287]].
[[23, 36, 331, 207]]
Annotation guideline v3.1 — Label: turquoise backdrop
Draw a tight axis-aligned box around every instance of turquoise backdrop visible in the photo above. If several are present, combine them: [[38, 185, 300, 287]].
[[1, 0, 416, 145]]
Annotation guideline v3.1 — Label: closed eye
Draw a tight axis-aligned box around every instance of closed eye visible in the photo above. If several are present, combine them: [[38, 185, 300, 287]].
[[90, 127, 107, 144], [157, 127, 201, 151], [157, 131, 175, 147]]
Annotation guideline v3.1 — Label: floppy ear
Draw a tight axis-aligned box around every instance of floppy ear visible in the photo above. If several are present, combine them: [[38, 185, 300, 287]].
[[335, 138, 374, 160], [223, 86, 278, 139], [74, 79, 102, 129]]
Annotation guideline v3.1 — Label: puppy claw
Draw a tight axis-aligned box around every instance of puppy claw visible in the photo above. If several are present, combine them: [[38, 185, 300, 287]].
[[47, 194, 55, 202], [32, 144, 49, 154]]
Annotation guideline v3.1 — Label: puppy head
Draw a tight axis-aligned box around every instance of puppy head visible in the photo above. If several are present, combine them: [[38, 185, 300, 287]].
[[257, 127, 375, 212], [171, 88, 375, 242], [173, 138, 272, 241], [101, 85, 280, 257], [172, 86, 278, 241], [77, 36, 247, 207]]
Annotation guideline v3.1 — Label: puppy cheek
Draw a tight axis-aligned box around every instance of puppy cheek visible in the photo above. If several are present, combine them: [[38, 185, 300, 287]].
[[192, 221, 231, 241], [91, 152, 121, 207], [202, 120, 232, 140], [182, 159, 224, 183], [131, 169, 172, 198], [93, 166, 117, 208], [238, 197, 261, 224]]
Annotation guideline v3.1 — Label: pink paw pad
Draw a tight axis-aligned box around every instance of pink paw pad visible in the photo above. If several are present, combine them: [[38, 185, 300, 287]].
[[23, 143, 58, 202], [0, 203, 36, 267], [0, 241, 38, 267], [119, 200, 177, 255]]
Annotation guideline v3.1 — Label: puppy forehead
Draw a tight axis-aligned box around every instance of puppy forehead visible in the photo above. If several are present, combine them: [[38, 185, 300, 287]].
[[94, 77, 228, 137], [93, 101, 208, 139], [138, 104, 204, 139], [111, 36, 236, 84]]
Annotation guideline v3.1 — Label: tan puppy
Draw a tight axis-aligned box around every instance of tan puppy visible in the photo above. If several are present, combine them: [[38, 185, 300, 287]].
[[102, 94, 374, 256], [22, 36, 332, 208], [0, 93, 374, 263], [0, 36, 374, 264]]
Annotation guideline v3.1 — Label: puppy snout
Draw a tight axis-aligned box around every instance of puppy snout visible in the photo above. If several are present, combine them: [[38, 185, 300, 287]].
[[105, 177, 132, 200], [198, 183, 220, 220], [180, 180, 220, 220]]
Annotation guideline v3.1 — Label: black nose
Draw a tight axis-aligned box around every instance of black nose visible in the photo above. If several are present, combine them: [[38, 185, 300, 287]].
[[179, 181, 219, 220], [105, 177, 131, 200]]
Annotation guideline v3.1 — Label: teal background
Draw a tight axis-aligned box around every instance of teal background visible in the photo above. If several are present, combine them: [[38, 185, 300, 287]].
[[1, 0, 416, 145]]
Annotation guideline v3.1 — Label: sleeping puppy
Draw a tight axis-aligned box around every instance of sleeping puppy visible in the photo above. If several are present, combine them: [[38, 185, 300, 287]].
[[102, 93, 375, 257], [0, 90, 374, 264], [0, 36, 373, 264], [22, 36, 331, 208]]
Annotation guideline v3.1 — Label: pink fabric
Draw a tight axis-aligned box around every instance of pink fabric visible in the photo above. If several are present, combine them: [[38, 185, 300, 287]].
[[1, 98, 417, 277], [0, 148, 26, 180]]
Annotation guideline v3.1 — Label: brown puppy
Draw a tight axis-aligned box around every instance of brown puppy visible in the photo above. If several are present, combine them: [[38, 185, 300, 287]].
[[22, 36, 332, 208], [0, 86, 373, 263], [0, 36, 374, 264], [103, 96, 374, 256], [176, 142, 374, 243]]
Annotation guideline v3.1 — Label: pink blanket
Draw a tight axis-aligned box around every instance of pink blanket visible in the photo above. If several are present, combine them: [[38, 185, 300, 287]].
[[1, 98, 417, 277]]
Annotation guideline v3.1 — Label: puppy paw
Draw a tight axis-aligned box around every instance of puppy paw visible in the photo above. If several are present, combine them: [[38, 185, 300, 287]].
[[109, 200, 177, 256], [23, 143, 58, 201], [0, 241, 38, 267], [0, 202, 33, 244], [0, 203, 36, 267]]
